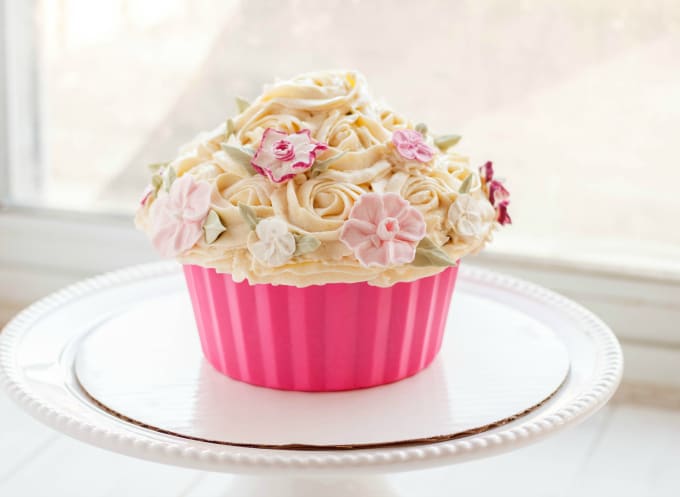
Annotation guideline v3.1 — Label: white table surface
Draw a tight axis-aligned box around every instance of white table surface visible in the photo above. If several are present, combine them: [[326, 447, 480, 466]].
[[0, 263, 626, 496]]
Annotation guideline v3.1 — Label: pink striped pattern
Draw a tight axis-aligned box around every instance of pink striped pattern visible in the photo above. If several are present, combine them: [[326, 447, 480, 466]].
[[182, 265, 459, 391]]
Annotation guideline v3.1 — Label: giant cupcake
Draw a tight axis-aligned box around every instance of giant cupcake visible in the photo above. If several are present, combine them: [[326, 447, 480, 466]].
[[136, 71, 511, 391]]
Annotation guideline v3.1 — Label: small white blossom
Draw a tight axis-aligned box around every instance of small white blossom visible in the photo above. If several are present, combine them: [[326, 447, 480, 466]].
[[249, 217, 296, 266], [447, 194, 495, 241]]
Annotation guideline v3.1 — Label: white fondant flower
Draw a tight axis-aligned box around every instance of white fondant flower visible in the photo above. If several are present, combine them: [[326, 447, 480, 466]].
[[249, 217, 296, 266], [447, 194, 495, 241]]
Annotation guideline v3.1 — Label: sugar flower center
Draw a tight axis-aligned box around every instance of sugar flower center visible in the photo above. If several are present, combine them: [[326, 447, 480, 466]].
[[376, 216, 400, 241], [273, 139, 296, 161]]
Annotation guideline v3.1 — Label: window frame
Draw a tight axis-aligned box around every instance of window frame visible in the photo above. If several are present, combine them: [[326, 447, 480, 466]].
[[1, 0, 42, 204], [0, 0, 9, 201]]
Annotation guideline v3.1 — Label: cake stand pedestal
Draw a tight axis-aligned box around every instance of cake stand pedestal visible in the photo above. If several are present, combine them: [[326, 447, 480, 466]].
[[0, 263, 622, 497]]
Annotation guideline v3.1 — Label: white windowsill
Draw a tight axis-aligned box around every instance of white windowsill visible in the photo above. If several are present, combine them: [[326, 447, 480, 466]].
[[1, 206, 679, 389]]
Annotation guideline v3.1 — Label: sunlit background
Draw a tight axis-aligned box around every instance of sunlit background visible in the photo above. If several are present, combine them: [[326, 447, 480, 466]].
[[14, 0, 678, 275], [2, 2, 680, 496]]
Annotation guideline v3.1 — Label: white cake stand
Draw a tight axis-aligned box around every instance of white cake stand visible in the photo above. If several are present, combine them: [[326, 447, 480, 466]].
[[0, 262, 622, 497]]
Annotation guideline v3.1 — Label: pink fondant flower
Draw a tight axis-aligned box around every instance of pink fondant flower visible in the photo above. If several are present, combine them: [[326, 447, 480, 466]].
[[340, 192, 426, 267], [150, 174, 211, 258], [479, 161, 512, 225], [392, 129, 435, 163], [252, 128, 328, 183]]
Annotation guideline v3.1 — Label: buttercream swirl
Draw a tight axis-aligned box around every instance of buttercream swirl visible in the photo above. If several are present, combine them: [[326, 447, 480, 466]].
[[136, 70, 501, 287]]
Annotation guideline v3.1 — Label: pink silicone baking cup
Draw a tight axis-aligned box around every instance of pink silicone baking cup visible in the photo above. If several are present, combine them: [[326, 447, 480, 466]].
[[182, 264, 459, 391]]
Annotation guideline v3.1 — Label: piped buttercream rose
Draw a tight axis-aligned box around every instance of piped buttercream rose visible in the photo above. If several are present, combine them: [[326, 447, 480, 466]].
[[285, 177, 365, 237], [384, 172, 455, 214], [237, 113, 309, 149], [322, 114, 371, 150], [219, 174, 275, 208], [235, 72, 369, 147], [383, 172, 456, 246]]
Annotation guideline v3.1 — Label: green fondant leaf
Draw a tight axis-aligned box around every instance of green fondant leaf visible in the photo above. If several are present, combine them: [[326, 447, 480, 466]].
[[203, 210, 227, 244], [293, 234, 321, 256], [415, 122, 428, 136], [311, 151, 347, 177], [221, 143, 256, 175], [163, 167, 176, 192], [411, 237, 458, 267], [151, 173, 163, 193], [459, 174, 474, 194], [148, 161, 169, 173], [418, 236, 437, 250], [225, 118, 235, 140], [235, 96, 250, 113], [238, 203, 259, 230], [434, 134, 461, 151]]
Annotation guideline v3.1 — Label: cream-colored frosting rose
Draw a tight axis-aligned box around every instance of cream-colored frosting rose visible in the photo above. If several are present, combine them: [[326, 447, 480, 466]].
[[136, 70, 503, 287]]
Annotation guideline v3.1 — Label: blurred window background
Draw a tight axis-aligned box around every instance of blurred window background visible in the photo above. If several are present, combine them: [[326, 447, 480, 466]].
[[3, 0, 680, 276], [2, 2, 680, 496]]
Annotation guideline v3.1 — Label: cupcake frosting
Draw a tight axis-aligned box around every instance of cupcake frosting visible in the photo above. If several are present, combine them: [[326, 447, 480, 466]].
[[136, 71, 511, 287]]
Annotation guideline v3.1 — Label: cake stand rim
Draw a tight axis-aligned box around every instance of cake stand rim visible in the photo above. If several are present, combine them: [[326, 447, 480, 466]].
[[0, 261, 623, 474]]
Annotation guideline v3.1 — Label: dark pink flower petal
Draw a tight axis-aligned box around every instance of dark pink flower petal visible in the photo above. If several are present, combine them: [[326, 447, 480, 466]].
[[488, 180, 510, 207], [273, 139, 296, 161], [480, 161, 494, 182], [497, 200, 512, 225]]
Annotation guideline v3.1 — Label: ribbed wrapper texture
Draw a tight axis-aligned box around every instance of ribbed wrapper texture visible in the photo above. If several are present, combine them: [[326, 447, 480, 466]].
[[183, 264, 459, 391]]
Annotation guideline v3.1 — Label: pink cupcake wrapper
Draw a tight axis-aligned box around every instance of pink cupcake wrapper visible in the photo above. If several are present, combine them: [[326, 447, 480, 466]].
[[183, 264, 459, 391]]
